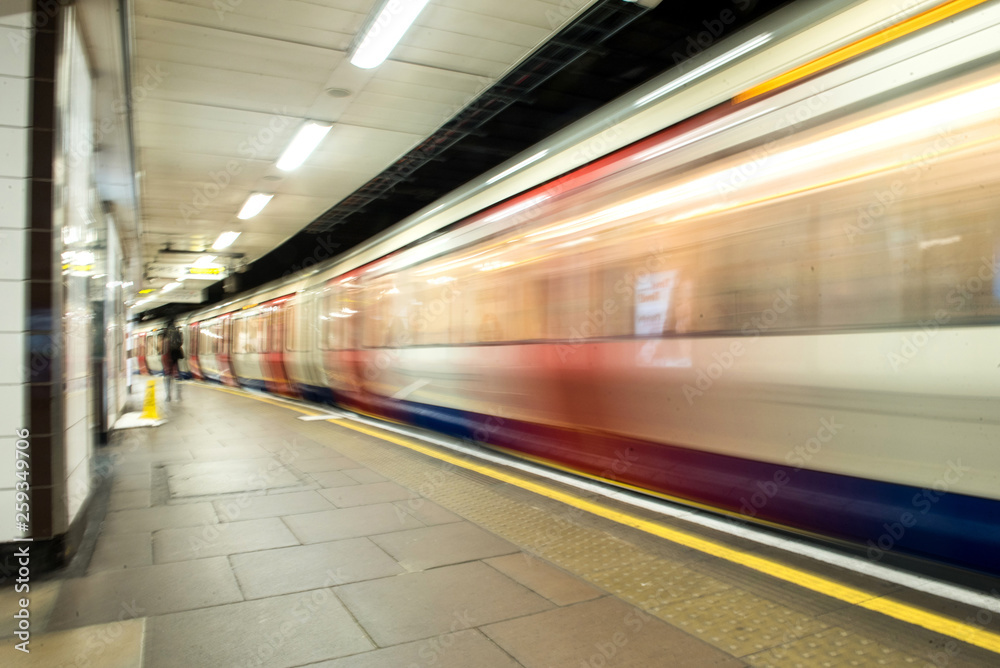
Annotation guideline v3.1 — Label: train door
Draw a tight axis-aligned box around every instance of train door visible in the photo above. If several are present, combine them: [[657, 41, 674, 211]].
[[188, 321, 203, 379], [261, 295, 299, 398]]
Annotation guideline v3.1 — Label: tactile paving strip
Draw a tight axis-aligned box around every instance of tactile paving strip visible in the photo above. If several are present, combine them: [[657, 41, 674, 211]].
[[295, 419, 931, 665], [744, 627, 922, 667]]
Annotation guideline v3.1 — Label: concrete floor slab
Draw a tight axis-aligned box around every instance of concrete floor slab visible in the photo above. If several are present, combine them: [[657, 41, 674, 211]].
[[144, 589, 373, 668], [335, 561, 553, 646], [231, 538, 404, 599], [370, 521, 518, 571], [283, 504, 424, 544]]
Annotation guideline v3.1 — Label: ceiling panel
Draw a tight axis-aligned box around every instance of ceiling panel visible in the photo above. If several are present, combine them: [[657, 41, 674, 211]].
[[130, 0, 600, 301]]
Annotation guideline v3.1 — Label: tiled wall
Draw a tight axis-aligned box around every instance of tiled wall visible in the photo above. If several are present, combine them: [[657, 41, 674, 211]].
[[0, 0, 34, 543], [0, 0, 97, 562], [58, 17, 95, 533]]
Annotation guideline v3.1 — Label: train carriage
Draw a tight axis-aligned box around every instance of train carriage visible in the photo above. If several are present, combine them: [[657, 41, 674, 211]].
[[132, 0, 1000, 579]]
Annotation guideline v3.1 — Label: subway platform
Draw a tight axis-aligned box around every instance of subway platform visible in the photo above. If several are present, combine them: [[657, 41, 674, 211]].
[[2, 380, 999, 667]]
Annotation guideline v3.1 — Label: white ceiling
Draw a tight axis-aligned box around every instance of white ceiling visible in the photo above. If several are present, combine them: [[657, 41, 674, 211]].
[[131, 0, 599, 282]]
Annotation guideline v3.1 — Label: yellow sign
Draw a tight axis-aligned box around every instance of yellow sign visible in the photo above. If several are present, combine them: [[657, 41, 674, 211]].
[[140, 379, 160, 419], [188, 267, 222, 275]]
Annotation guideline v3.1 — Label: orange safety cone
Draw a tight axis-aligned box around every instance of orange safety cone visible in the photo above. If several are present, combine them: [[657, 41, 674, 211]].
[[140, 379, 160, 420]]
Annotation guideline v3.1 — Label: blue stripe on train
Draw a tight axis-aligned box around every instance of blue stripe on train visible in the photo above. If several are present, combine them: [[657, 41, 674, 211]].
[[376, 395, 1000, 577], [237, 377, 267, 391], [295, 383, 336, 406]]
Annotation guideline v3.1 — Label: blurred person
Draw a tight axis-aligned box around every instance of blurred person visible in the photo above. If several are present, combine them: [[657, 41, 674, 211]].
[[162, 319, 184, 401]]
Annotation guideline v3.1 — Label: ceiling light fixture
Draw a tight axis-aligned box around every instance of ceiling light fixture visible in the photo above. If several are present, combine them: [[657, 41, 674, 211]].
[[237, 193, 273, 219], [193, 255, 217, 267], [212, 231, 241, 250], [350, 0, 429, 70], [276, 122, 333, 171]]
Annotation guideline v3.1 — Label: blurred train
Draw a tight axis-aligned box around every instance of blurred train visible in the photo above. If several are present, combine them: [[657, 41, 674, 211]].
[[133, 0, 1000, 578]]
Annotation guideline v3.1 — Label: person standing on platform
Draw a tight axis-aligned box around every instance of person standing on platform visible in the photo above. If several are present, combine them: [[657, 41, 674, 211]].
[[162, 319, 184, 402]]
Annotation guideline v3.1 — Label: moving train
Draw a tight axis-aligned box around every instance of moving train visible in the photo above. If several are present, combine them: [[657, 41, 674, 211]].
[[133, 1, 1000, 578]]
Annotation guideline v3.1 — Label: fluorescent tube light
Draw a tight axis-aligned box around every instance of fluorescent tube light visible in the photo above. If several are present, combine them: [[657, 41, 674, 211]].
[[162, 282, 181, 293], [212, 231, 241, 250], [193, 255, 216, 267], [276, 121, 333, 171], [237, 193, 273, 220], [634, 33, 772, 108], [485, 151, 549, 185], [350, 0, 429, 69]]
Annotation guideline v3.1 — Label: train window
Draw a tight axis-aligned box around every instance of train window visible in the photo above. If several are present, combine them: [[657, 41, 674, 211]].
[[467, 274, 506, 343], [545, 267, 591, 341], [286, 303, 299, 351], [235, 317, 246, 354], [320, 289, 332, 350], [322, 288, 352, 350], [363, 278, 392, 348], [410, 279, 450, 345], [261, 311, 271, 353], [273, 306, 285, 352]]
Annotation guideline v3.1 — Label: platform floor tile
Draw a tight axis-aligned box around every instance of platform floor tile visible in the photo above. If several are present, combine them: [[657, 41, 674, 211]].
[[311, 629, 522, 668], [144, 589, 373, 668], [483, 596, 745, 668], [0, 618, 145, 667], [281, 503, 425, 543], [151, 516, 299, 563], [334, 561, 554, 646], [47, 556, 243, 631], [212, 489, 334, 521], [484, 553, 605, 606], [231, 538, 405, 599], [368, 520, 519, 571]]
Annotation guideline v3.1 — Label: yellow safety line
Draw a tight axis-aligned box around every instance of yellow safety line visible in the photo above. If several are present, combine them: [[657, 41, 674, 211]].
[[203, 383, 1000, 655], [734, 0, 992, 103]]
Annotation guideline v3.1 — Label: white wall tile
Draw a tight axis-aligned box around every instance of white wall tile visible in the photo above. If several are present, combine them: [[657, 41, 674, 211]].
[[0, 127, 29, 177], [0, 0, 33, 28], [0, 279, 24, 332], [0, 438, 11, 491], [65, 456, 91, 528], [0, 489, 16, 541], [0, 332, 25, 385], [0, 75, 29, 127], [0, 227, 24, 279], [64, 415, 88, 481], [0, 25, 31, 78], [64, 387, 87, 435], [0, 177, 26, 228], [0, 386, 25, 445]]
